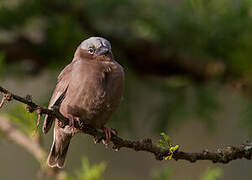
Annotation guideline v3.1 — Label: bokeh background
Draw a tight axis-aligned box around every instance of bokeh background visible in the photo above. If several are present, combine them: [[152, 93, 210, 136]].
[[0, 0, 252, 179]]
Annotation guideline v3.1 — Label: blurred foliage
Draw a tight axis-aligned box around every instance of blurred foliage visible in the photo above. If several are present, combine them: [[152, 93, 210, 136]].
[[0, 0, 251, 179], [240, 98, 252, 137], [194, 85, 220, 131], [134, 75, 221, 132], [148, 80, 189, 132], [5, 104, 39, 136], [0, 0, 251, 134], [151, 166, 222, 180], [1, 0, 252, 132], [65, 157, 106, 180], [0, 51, 5, 80], [0, 0, 252, 71], [151, 166, 172, 180], [0, 1, 251, 180], [200, 167, 223, 180]]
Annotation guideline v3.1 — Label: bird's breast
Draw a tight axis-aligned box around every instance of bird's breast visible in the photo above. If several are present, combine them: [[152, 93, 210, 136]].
[[61, 60, 124, 128]]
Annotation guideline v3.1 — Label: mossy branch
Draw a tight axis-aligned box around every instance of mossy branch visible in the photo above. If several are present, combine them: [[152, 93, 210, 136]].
[[0, 85, 251, 164]]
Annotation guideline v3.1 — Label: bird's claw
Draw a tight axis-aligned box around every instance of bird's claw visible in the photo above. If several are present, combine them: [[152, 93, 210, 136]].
[[66, 114, 83, 135], [102, 127, 118, 145], [93, 136, 109, 147], [76, 118, 84, 128], [102, 139, 108, 147], [93, 134, 104, 144]]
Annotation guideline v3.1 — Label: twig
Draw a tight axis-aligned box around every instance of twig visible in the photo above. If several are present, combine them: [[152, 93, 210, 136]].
[[0, 116, 44, 161], [0, 86, 68, 125], [0, 116, 65, 180], [0, 85, 251, 163], [0, 93, 12, 108]]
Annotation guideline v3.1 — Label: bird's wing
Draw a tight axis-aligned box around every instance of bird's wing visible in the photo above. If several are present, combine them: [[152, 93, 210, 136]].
[[49, 63, 72, 107], [43, 63, 73, 134]]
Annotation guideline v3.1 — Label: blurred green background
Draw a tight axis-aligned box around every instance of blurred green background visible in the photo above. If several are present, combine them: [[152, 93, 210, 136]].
[[0, 0, 252, 179]]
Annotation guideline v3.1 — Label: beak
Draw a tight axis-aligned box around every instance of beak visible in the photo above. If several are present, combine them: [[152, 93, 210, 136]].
[[96, 46, 110, 56]]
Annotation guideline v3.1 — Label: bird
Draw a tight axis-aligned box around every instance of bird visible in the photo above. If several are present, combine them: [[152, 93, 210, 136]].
[[42, 37, 124, 168]]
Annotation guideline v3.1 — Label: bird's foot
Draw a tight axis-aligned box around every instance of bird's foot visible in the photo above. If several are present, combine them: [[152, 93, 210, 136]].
[[66, 114, 81, 135], [102, 127, 118, 145], [93, 134, 104, 144], [67, 114, 74, 127], [75, 117, 84, 129]]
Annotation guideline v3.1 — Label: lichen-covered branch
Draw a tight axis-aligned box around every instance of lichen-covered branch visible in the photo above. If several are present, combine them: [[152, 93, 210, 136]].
[[0, 85, 251, 164]]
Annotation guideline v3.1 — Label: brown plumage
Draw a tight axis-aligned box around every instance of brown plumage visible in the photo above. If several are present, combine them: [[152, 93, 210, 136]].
[[43, 37, 124, 168]]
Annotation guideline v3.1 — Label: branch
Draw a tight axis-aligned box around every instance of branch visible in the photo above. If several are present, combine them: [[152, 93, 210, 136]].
[[0, 85, 251, 164], [0, 115, 64, 180], [0, 86, 69, 125], [0, 116, 44, 161]]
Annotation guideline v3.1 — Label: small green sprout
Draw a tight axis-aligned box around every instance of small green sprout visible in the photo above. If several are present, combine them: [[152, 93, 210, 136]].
[[158, 132, 179, 160], [164, 145, 179, 160], [158, 132, 171, 150]]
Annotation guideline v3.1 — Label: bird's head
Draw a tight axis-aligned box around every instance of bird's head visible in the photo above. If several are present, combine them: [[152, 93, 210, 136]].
[[79, 37, 113, 60]]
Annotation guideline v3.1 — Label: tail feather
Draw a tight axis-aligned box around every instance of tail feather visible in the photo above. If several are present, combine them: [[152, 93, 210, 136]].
[[47, 127, 71, 168], [47, 140, 70, 168], [43, 115, 54, 134]]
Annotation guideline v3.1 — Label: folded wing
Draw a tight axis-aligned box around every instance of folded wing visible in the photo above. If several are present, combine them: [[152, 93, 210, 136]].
[[43, 63, 73, 134]]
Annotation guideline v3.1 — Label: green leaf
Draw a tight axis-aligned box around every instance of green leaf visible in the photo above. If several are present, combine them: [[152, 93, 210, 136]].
[[157, 132, 171, 150], [200, 167, 223, 180], [65, 156, 106, 180], [151, 166, 172, 180]]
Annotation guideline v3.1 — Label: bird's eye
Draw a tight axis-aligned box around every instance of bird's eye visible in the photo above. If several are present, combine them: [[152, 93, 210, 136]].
[[88, 48, 95, 54]]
